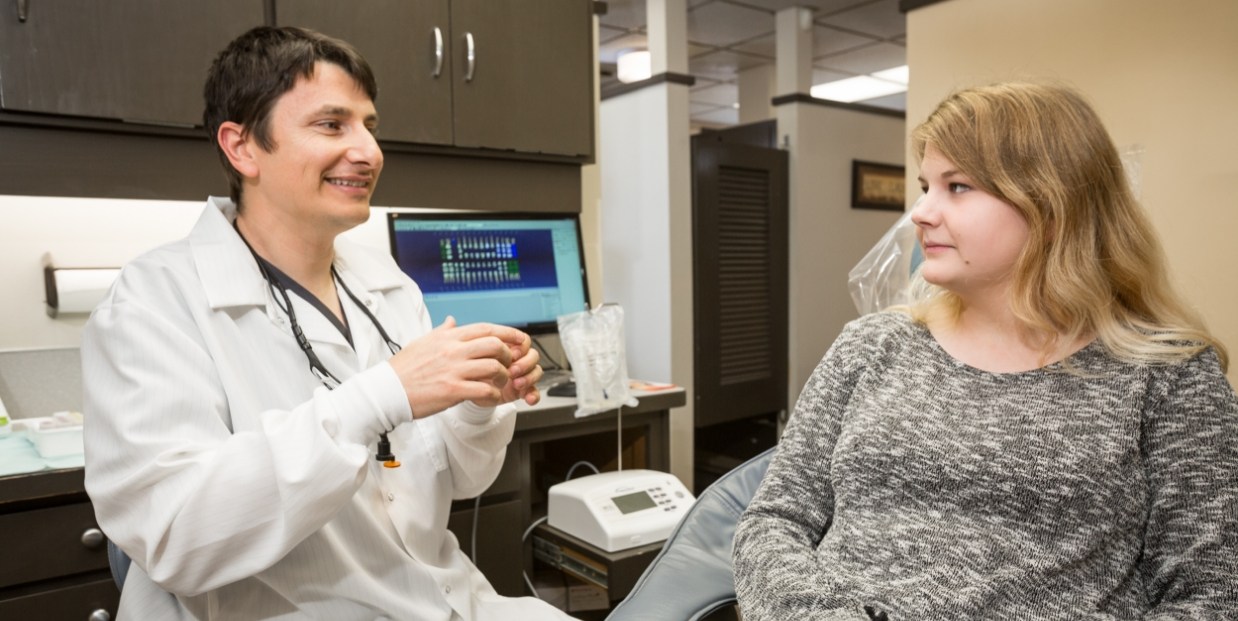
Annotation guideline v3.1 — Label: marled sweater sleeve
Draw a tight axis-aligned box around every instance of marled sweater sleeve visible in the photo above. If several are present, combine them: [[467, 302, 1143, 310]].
[[1130, 349, 1238, 619], [732, 317, 883, 621]]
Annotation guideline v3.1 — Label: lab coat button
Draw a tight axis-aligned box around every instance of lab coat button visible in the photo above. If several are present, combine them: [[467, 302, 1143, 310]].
[[444, 585, 452, 594], [387, 492, 395, 501]]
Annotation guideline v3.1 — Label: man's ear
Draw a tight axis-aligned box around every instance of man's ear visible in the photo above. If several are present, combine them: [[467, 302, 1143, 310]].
[[217, 121, 259, 179]]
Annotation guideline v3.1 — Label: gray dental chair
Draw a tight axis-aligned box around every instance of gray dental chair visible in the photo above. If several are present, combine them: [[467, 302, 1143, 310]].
[[606, 446, 776, 621]]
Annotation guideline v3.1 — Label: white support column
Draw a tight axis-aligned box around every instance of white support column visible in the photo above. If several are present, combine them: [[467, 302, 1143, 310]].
[[775, 6, 814, 96], [599, 0, 694, 487], [738, 64, 776, 123], [648, 0, 688, 74]]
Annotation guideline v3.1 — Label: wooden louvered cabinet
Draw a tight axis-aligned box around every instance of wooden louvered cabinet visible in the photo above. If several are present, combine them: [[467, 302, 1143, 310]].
[[691, 128, 788, 490]]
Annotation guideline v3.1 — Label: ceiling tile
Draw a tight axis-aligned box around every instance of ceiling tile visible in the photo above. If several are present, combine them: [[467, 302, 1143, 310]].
[[689, 42, 717, 58], [690, 82, 739, 106], [858, 91, 906, 110], [816, 0, 905, 40], [730, 32, 777, 58], [595, 0, 908, 124], [599, 25, 634, 45], [599, 33, 649, 65], [688, 1, 773, 46], [600, 0, 647, 31], [722, 0, 870, 13], [813, 24, 880, 57], [812, 66, 854, 85], [690, 49, 770, 81], [690, 101, 726, 115], [693, 105, 740, 126], [815, 41, 906, 75]]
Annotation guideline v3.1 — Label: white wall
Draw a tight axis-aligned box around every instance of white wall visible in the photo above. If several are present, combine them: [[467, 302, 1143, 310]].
[[599, 83, 695, 486], [779, 103, 906, 409], [907, 0, 1238, 385], [0, 195, 203, 349], [0, 195, 431, 351]]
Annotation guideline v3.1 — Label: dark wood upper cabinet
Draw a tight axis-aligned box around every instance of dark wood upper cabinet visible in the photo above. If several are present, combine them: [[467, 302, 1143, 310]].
[[449, 0, 594, 157], [276, 0, 594, 158], [274, 0, 455, 147], [0, 1, 264, 126]]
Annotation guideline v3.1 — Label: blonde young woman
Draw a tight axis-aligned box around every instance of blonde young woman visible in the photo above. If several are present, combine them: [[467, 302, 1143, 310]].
[[732, 83, 1237, 620]]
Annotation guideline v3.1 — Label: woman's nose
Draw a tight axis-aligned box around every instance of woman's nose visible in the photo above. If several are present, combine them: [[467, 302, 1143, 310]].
[[909, 193, 936, 227]]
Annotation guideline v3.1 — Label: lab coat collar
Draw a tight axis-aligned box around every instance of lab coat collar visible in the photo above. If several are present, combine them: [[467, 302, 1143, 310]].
[[189, 196, 406, 311], [191, 196, 268, 310]]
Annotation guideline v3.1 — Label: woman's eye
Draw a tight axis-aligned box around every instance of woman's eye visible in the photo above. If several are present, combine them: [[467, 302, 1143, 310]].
[[919, 185, 929, 194], [948, 183, 970, 194]]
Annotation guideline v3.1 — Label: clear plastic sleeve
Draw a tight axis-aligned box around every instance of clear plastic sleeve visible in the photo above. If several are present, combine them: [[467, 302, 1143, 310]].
[[557, 304, 639, 418], [847, 197, 924, 315]]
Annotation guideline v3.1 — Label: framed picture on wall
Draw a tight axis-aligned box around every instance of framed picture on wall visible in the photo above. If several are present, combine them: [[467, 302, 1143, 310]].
[[851, 160, 905, 211]]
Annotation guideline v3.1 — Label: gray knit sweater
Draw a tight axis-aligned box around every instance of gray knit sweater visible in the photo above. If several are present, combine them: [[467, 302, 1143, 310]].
[[733, 312, 1238, 620]]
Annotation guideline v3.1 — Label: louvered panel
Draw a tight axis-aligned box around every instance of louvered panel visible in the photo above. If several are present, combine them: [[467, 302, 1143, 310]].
[[716, 165, 773, 386], [692, 129, 787, 433]]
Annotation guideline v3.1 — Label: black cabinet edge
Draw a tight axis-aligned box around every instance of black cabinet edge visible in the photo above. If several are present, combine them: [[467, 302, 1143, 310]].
[[770, 93, 906, 119], [899, 0, 948, 13], [601, 72, 696, 100]]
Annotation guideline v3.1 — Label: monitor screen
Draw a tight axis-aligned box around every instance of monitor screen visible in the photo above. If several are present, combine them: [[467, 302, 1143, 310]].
[[388, 212, 590, 334]]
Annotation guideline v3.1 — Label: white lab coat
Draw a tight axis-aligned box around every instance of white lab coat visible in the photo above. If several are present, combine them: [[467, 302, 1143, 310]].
[[82, 197, 573, 620]]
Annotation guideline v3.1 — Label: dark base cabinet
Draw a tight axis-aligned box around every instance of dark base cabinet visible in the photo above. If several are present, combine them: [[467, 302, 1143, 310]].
[[0, 390, 685, 617], [0, 575, 118, 621], [0, 470, 118, 621]]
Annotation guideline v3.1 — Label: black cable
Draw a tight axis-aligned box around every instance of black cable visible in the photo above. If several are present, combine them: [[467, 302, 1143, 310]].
[[530, 335, 568, 371]]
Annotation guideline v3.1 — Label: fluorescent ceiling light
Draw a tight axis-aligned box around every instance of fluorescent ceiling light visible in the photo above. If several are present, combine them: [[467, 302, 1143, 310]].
[[811, 75, 906, 103], [871, 65, 909, 85], [617, 49, 652, 83]]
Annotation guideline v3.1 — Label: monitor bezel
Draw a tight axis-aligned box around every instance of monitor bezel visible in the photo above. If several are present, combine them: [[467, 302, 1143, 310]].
[[386, 211, 591, 335]]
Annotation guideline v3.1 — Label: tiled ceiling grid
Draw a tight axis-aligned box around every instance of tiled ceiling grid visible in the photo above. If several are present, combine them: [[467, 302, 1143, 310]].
[[598, 0, 907, 127]]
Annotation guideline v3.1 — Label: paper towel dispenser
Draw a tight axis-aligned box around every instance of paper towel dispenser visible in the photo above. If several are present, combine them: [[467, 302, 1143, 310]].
[[43, 263, 120, 318]]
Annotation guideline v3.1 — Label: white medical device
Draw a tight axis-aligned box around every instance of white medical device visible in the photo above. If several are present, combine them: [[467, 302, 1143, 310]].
[[548, 469, 695, 552]]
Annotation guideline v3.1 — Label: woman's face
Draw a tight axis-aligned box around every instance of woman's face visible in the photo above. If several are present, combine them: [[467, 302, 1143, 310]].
[[912, 145, 1030, 301]]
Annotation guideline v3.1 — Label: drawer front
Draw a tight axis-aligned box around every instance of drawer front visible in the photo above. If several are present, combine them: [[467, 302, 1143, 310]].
[[0, 574, 119, 621], [0, 503, 109, 588]]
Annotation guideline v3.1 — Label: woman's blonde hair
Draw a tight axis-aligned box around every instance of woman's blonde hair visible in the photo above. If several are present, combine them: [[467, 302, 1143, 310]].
[[909, 82, 1226, 369]]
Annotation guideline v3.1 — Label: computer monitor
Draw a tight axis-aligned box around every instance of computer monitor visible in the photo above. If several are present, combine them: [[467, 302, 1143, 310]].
[[387, 212, 590, 334]]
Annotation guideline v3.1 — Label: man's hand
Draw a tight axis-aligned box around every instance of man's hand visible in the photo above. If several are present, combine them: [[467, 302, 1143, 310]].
[[387, 317, 541, 418], [475, 332, 543, 408]]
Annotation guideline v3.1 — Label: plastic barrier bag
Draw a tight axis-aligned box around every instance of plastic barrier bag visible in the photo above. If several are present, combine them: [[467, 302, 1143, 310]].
[[557, 304, 639, 418], [847, 197, 925, 315]]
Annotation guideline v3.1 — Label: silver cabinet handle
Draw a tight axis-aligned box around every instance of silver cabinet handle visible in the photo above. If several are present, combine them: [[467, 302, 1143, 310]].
[[89, 610, 112, 621], [18, 0, 29, 22], [464, 32, 475, 82], [432, 27, 444, 77], [81, 527, 105, 549]]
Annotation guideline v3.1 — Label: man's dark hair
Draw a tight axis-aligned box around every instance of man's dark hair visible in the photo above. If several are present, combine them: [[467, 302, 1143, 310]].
[[203, 26, 379, 205]]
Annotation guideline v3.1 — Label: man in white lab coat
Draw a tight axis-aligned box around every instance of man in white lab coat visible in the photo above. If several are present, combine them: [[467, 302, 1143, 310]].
[[82, 26, 575, 620]]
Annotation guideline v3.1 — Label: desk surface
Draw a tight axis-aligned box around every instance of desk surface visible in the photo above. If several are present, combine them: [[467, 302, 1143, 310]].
[[513, 386, 686, 432], [1, 388, 687, 504]]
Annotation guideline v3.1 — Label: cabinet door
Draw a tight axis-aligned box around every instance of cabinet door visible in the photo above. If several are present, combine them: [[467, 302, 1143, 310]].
[[276, 0, 453, 146], [451, 0, 593, 157], [0, 1, 263, 126]]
